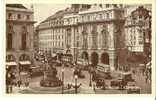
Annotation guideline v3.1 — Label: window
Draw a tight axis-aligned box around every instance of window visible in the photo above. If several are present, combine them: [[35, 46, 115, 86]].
[[17, 14, 21, 19], [99, 14, 103, 19], [106, 13, 109, 19], [19, 54, 30, 61], [21, 26, 27, 50], [113, 4, 118, 8], [26, 15, 30, 20], [8, 13, 12, 19], [139, 41, 143, 45], [6, 55, 15, 62], [7, 33, 13, 50], [7, 25, 13, 50], [106, 4, 110, 8], [87, 15, 90, 21], [82, 16, 84, 22], [67, 19, 70, 24], [139, 15, 142, 19]]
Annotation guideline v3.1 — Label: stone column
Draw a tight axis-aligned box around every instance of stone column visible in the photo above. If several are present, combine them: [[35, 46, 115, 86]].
[[109, 50, 116, 71], [71, 27, 76, 63], [97, 32, 101, 49], [88, 34, 92, 49], [108, 23, 116, 71], [108, 24, 115, 50]]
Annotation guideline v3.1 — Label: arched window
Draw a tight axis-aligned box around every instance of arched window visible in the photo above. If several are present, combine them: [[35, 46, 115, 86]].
[[19, 54, 30, 61], [6, 55, 15, 62], [101, 53, 109, 65], [81, 51, 88, 60], [91, 52, 99, 66]]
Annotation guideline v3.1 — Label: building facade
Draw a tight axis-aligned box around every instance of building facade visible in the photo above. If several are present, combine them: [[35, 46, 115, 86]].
[[125, 5, 151, 53], [124, 5, 151, 64], [6, 4, 35, 74], [37, 4, 151, 70], [37, 4, 126, 71]]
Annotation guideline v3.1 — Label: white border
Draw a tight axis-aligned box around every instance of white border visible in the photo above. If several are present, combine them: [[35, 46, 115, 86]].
[[0, 0, 155, 100]]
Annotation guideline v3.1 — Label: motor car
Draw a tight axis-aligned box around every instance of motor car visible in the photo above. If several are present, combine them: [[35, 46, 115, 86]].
[[126, 81, 141, 94], [118, 71, 134, 82]]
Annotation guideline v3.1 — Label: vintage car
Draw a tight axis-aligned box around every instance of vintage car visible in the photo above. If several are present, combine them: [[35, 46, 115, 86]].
[[126, 81, 141, 94], [30, 66, 43, 77], [119, 71, 134, 82], [110, 78, 127, 90]]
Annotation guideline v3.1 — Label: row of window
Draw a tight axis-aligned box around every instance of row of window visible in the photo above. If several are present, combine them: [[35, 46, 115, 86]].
[[39, 19, 64, 29], [39, 35, 64, 40], [6, 54, 30, 62], [7, 12, 30, 20], [39, 41, 64, 48], [80, 12, 113, 22], [39, 28, 65, 35], [39, 11, 113, 29]]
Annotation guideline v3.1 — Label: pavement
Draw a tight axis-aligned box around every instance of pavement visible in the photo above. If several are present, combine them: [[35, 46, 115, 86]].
[[11, 66, 151, 94]]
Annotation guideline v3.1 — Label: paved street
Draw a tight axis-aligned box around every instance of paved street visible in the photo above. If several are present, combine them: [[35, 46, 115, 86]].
[[10, 66, 151, 94]]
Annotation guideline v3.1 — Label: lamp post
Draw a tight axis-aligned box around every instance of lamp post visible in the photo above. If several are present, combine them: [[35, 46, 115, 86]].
[[74, 75, 78, 94], [61, 68, 64, 94]]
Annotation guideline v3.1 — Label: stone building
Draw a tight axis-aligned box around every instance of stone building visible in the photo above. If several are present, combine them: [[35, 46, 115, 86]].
[[37, 4, 126, 71], [37, 4, 151, 71], [124, 5, 151, 63], [6, 4, 35, 74]]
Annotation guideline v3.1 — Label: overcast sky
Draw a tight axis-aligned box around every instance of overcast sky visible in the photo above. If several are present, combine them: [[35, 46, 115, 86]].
[[24, 4, 70, 26]]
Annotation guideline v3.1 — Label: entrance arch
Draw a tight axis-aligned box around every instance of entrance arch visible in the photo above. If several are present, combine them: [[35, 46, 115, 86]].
[[101, 53, 109, 65], [91, 52, 99, 66], [81, 51, 89, 60]]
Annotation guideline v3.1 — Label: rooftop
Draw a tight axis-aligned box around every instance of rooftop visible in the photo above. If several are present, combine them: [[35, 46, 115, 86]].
[[6, 4, 27, 9]]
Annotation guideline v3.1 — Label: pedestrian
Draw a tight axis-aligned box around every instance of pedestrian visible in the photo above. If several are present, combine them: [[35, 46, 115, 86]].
[[102, 80, 106, 90], [17, 80, 22, 88], [132, 70, 135, 75], [93, 82, 96, 93], [25, 82, 29, 87]]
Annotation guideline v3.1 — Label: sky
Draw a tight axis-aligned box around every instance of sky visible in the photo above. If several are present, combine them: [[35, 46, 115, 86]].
[[24, 4, 70, 26]]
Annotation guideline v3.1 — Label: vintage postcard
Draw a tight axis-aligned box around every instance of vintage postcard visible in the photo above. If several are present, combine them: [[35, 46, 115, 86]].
[[3, 0, 155, 96]]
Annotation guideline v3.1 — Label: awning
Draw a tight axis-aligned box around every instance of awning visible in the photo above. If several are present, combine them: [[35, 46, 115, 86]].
[[6, 62, 17, 66], [19, 61, 31, 65]]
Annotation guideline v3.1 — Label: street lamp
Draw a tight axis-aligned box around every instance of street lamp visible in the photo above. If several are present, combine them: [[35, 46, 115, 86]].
[[74, 75, 78, 94], [61, 68, 64, 94]]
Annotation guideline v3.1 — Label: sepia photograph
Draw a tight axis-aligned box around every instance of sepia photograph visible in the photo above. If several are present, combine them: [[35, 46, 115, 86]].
[[5, 3, 153, 94]]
